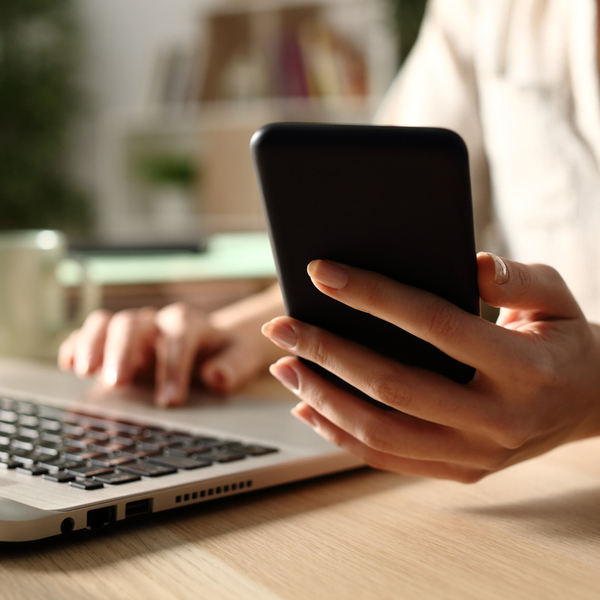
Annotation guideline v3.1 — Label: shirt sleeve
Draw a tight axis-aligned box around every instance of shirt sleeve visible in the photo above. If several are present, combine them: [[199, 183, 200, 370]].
[[374, 0, 495, 252]]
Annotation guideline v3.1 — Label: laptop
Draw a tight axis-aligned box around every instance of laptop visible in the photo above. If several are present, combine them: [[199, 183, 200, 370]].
[[0, 357, 363, 543]]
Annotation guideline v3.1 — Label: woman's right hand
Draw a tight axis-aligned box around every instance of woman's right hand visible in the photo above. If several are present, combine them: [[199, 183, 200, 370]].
[[58, 284, 286, 407]]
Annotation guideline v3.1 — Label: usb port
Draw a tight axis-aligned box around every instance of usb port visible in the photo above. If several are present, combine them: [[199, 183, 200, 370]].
[[125, 498, 152, 518]]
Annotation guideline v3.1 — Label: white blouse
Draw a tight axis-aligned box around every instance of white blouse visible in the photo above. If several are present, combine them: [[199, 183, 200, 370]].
[[375, 0, 600, 321]]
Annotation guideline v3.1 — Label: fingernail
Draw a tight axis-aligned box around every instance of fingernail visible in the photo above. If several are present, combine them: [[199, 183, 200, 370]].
[[103, 364, 118, 387], [157, 382, 179, 408], [262, 320, 297, 350], [269, 361, 300, 393], [291, 402, 317, 428], [307, 260, 349, 290], [489, 253, 509, 285], [205, 362, 233, 393], [75, 356, 90, 377]]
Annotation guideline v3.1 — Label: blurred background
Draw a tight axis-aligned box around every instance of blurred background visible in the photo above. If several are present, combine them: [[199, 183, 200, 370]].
[[0, 0, 427, 247]]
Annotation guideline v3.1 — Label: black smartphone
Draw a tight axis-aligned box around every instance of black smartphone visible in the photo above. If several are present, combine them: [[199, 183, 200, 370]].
[[251, 122, 479, 404]]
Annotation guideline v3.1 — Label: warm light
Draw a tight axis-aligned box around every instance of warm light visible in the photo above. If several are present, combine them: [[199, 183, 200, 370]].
[[36, 230, 60, 250]]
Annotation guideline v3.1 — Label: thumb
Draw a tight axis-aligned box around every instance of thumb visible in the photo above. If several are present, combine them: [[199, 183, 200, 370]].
[[477, 252, 581, 319]]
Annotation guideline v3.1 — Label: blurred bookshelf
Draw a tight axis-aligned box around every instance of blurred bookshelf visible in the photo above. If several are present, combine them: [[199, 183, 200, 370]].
[[102, 0, 397, 242]]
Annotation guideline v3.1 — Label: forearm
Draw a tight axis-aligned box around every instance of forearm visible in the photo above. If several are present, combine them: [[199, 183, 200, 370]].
[[208, 282, 283, 330]]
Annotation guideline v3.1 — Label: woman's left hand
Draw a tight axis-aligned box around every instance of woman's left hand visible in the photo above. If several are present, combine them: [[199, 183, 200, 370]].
[[261, 253, 600, 482]]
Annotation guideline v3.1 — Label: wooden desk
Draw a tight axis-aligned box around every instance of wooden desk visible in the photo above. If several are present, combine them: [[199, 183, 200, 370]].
[[1, 361, 600, 599]]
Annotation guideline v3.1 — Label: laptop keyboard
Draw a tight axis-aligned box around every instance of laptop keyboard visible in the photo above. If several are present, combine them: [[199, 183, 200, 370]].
[[0, 396, 278, 490]]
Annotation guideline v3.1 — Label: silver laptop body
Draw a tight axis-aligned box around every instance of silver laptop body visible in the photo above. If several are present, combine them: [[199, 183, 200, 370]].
[[0, 359, 362, 542]]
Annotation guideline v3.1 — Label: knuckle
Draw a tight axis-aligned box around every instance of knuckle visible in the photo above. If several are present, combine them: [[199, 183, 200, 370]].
[[108, 309, 139, 332], [157, 302, 202, 334], [480, 448, 513, 471], [309, 337, 330, 367], [159, 301, 194, 321], [513, 262, 534, 290], [323, 427, 342, 446], [488, 411, 536, 450], [536, 263, 563, 286], [426, 301, 463, 344], [367, 375, 413, 411], [354, 419, 394, 454], [455, 469, 489, 484]]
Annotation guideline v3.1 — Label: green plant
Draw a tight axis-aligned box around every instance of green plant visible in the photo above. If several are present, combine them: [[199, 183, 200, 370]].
[[0, 0, 93, 233], [133, 153, 199, 189]]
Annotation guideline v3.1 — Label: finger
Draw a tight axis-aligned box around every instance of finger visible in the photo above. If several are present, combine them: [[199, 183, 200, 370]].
[[58, 330, 78, 371], [102, 308, 158, 387], [155, 303, 226, 407], [72, 310, 113, 377], [272, 357, 500, 474], [200, 338, 261, 395], [477, 253, 582, 319], [201, 317, 286, 394], [291, 402, 485, 482], [262, 316, 498, 433], [306, 259, 510, 373]]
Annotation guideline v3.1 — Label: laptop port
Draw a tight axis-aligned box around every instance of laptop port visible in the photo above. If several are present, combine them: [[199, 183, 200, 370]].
[[86, 506, 116, 530], [125, 498, 152, 518]]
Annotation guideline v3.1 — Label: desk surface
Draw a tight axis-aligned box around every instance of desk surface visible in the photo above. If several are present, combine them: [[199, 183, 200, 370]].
[[1, 361, 600, 600]]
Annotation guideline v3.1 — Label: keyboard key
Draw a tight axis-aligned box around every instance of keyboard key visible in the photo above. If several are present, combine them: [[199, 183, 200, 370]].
[[238, 445, 279, 456], [39, 431, 64, 444], [66, 464, 114, 478], [167, 443, 214, 456], [10, 437, 35, 452], [192, 448, 246, 463], [43, 471, 76, 483], [63, 450, 108, 462], [119, 448, 161, 460], [109, 435, 141, 446], [70, 478, 104, 490], [0, 459, 19, 469], [37, 406, 66, 420], [118, 461, 177, 477], [38, 418, 62, 432], [18, 414, 39, 428], [14, 402, 37, 415], [90, 454, 135, 468], [146, 454, 212, 470], [38, 458, 86, 471], [136, 440, 177, 452], [0, 422, 17, 435], [11, 452, 49, 465], [83, 427, 110, 441], [35, 443, 79, 457], [88, 441, 131, 454], [17, 426, 40, 439], [0, 410, 18, 423], [17, 465, 49, 476], [93, 471, 141, 485], [0, 398, 15, 410]]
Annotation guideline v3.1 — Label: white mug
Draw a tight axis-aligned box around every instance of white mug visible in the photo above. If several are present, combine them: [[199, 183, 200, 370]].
[[0, 230, 99, 359]]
